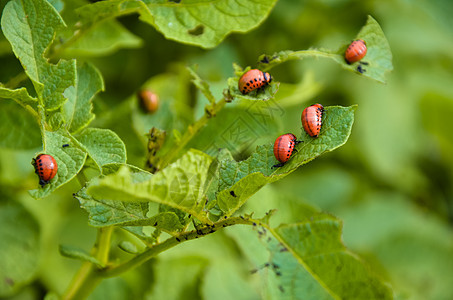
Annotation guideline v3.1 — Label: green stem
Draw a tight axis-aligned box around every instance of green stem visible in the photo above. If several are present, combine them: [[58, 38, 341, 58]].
[[156, 98, 227, 170], [102, 216, 255, 278], [62, 227, 113, 300]]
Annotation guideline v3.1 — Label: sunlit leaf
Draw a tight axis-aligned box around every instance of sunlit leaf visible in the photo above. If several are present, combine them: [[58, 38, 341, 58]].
[[216, 105, 356, 216], [1, 0, 76, 110], [86, 150, 212, 223]]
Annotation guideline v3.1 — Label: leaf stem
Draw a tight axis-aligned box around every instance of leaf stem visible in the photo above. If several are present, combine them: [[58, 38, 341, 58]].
[[62, 227, 113, 300], [156, 98, 227, 170], [101, 216, 254, 277]]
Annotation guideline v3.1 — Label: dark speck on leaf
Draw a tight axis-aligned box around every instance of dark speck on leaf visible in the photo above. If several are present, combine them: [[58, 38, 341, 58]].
[[260, 56, 270, 64], [168, 0, 181, 2], [188, 25, 204, 36], [230, 190, 237, 197]]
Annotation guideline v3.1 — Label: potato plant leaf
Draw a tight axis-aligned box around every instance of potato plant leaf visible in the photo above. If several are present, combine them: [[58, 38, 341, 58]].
[[85, 149, 213, 223], [76, 128, 127, 172], [139, 0, 278, 49], [76, 0, 278, 49], [62, 62, 104, 134], [1, 0, 76, 110], [59, 245, 104, 268], [257, 16, 393, 84], [256, 214, 392, 299], [216, 105, 356, 216], [75, 186, 185, 234], [29, 129, 87, 199], [0, 86, 37, 109]]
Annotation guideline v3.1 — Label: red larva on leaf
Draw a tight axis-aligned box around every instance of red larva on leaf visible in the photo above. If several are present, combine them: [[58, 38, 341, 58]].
[[273, 133, 301, 167], [238, 69, 272, 94], [345, 39, 367, 64], [32, 154, 58, 186], [302, 104, 324, 137], [139, 89, 159, 113]]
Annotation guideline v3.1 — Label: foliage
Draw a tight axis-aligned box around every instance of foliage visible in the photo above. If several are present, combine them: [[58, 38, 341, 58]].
[[1, 0, 452, 299]]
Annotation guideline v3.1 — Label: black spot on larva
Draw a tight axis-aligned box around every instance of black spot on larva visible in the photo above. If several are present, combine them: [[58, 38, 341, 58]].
[[249, 80, 254, 84], [246, 82, 250, 86], [254, 78, 257, 82], [188, 25, 204, 36]]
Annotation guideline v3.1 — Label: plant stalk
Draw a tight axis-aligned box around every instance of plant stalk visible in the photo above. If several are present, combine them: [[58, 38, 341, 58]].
[[62, 227, 113, 300]]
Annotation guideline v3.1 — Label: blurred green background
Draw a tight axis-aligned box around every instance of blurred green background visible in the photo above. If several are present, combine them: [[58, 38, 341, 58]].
[[1, 0, 453, 299]]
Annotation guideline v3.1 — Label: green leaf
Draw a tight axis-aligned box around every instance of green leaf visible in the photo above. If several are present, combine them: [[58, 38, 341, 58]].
[[62, 19, 142, 57], [76, 0, 277, 48], [76, 186, 184, 233], [257, 16, 393, 84], [62, 63, 104, 134], [0, 100, 41, 150], [216, 105, 356, 216], [59, 245, 104, 268], [0, 86, 37, 108], [1, 0, 76, 110], [227, 64, 280, 101], [255, 215, 392, 299], [86, 149, 213, 223], [139, 0, 278, 48], [29, 129, 87, 199], [76, 0, 142, 25], [76, 128, 126, 171], [0, 201, 40, 297]]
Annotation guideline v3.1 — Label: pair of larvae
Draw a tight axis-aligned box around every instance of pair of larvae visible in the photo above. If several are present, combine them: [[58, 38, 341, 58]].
[[273, 104, 324, 167]]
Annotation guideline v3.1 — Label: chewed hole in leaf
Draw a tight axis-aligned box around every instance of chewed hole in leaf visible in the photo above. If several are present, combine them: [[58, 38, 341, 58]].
[[188, 25, 204, 36]]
